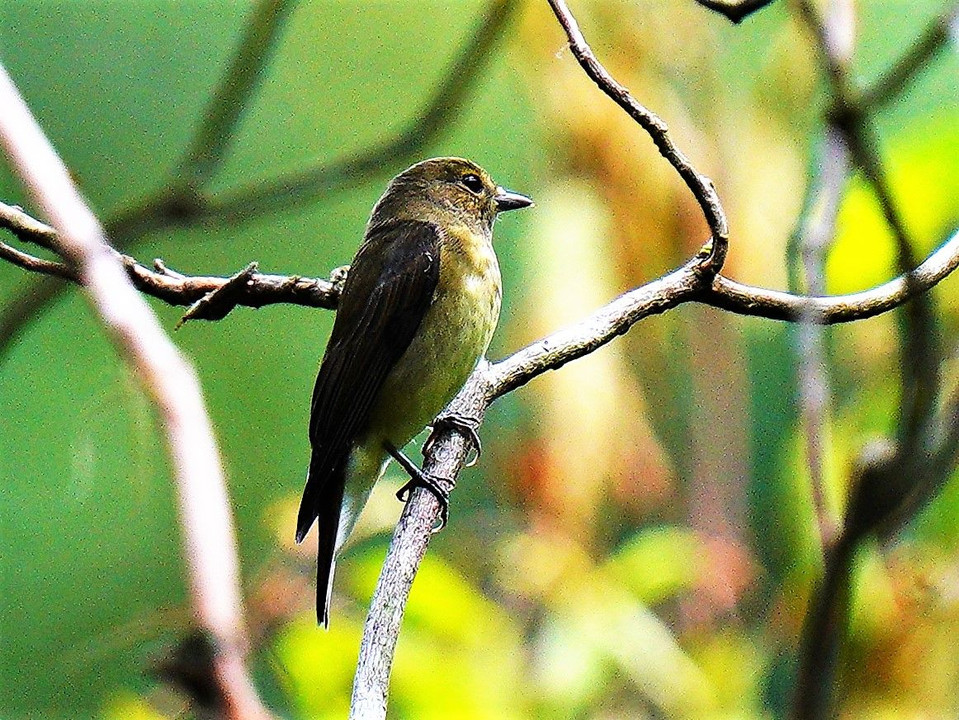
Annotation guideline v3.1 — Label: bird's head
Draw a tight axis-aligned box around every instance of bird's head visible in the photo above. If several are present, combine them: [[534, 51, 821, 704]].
[[369, 157, 532, 236]]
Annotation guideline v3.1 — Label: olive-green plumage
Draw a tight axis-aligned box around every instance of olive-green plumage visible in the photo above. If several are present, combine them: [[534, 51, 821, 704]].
[[296, 158, 531, 626]]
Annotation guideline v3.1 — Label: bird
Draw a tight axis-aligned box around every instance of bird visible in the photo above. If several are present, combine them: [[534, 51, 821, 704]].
[[295, 157, 532, 626]]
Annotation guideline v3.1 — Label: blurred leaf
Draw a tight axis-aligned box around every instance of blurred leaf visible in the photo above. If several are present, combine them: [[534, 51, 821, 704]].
[[273, 614, 361, 718], [101, 692, 171, 720], [605, 526, 701, 605], [827, 114, 959, 294]]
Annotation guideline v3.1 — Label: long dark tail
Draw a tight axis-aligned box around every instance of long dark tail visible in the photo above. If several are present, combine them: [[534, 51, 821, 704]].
[[314, 479, 344, 628], [297, 453, 347, 627]]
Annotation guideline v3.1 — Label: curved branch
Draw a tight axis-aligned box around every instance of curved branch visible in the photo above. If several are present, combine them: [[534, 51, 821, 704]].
[[703, 228, 959, 322], [547, 0, 729, 270], [0, 66, 272, 720]]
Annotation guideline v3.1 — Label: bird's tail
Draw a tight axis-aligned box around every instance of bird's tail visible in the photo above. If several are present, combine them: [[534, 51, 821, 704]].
[[315, 482, 344, 628], [297, 454, 347, 628]]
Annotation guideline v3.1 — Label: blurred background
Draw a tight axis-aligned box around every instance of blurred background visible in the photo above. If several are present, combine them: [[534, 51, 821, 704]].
[[0, 0, 957, 718]]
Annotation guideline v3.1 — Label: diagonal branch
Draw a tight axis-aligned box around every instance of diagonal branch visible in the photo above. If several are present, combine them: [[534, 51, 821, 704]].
[[859, 3, 959, 111], [175, 0, 298, 194], [199, 0, 516, 223], [0, 65, 273, 720]]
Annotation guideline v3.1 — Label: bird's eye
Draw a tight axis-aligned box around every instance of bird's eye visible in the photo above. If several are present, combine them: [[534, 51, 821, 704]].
[[460, 173, 484, 194]]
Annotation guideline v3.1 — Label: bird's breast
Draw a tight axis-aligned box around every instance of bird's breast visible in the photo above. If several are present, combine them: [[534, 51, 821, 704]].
[[364, 229, 501, 447]]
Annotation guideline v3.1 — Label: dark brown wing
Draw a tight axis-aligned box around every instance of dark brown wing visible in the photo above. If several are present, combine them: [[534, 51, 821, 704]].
[[296, 219, 441, 542]]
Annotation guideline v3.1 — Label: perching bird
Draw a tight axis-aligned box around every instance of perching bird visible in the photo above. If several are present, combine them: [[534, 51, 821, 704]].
[[296, 157, 532, 626]]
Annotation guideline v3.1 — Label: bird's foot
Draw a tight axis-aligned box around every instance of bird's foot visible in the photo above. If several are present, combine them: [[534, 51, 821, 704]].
[[385, 442, 450, 531], [396, 474, 449, 531], [425, 412, 483, 467]]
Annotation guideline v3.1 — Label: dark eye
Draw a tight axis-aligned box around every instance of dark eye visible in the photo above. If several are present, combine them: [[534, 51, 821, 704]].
[[460, 173, 484, 194]]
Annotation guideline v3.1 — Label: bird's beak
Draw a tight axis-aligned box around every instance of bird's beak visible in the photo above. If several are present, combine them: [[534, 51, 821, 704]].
[[494, 187, 534, 212]]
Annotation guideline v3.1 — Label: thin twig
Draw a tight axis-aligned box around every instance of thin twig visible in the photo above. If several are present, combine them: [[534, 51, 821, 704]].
[[0, 65, 272, 720], [0, 238, 75, 279], [547, 0, 729, 271]]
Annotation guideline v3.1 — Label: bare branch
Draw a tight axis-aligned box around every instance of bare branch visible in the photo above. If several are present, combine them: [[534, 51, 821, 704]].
[[350, 375, 489, 718], [691, 0, 777, 23], [0, 65, 272, 720], [0, 238, 75, 279], [1, 201, 339, 319], [547, 0, 729, 271], [6, 200, 958, 332], [488, 261, 705, 398], [702, 228, 959, 322]]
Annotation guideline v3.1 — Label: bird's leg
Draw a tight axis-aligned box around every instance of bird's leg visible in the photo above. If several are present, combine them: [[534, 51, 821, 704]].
[[384, 441, 449, 531], [425, 412, 483, 467]]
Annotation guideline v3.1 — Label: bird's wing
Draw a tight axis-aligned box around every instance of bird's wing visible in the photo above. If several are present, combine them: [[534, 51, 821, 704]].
[[296, 219, 441, 542]]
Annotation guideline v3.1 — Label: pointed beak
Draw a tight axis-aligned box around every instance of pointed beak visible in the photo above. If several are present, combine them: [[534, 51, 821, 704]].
[[494, 187, 534, 212]]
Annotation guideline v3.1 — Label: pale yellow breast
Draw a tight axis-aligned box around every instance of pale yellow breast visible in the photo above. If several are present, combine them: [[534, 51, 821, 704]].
[[365, 226, 501, 447]]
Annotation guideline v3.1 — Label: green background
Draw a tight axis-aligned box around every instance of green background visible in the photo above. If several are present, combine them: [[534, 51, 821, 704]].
[[1, 0, 956, 718]]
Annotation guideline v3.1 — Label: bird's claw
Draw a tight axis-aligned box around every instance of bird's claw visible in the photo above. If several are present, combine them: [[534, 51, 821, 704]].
[[426, 412, 482, 467], [396, 474, 449, 532], [385, 441, 450, 531]]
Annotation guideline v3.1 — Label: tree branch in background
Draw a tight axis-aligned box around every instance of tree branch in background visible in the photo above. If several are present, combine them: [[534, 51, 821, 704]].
[[0, 0, 514, 358], [790, 125, 850, 550], [789, 0, 854, 554], [0, 66, 273, 720], [691, 0, 777, 23], [859, 4, 959, 111], [789, 1, 957, 717], [200, 0, 516, 223], [175, 0, 298, 195]]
